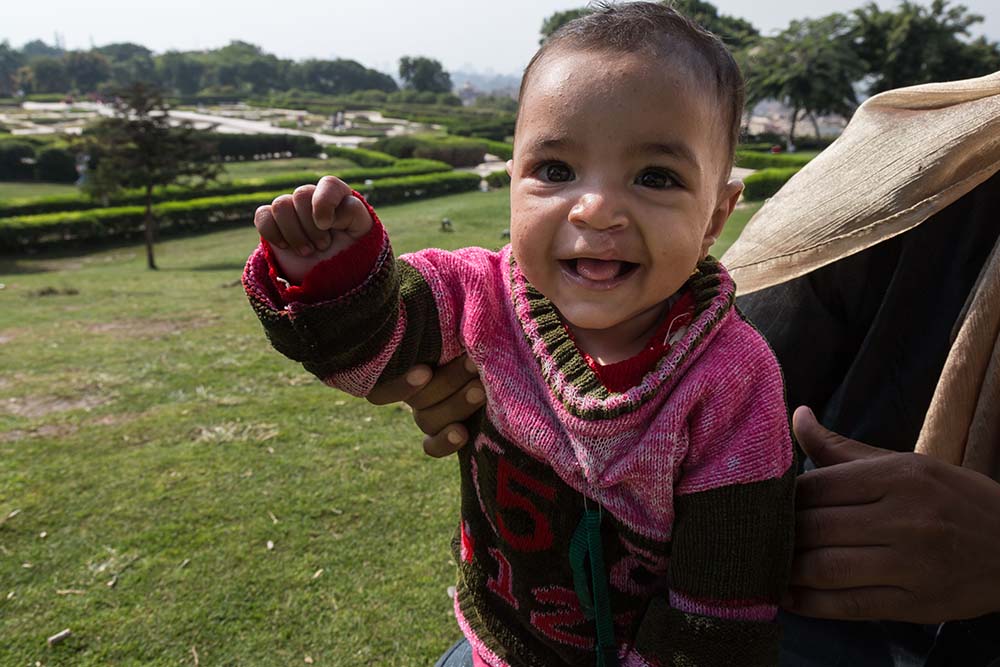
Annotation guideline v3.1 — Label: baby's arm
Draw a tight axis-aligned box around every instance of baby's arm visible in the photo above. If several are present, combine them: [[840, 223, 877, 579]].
[[638, 323, 795, 665], [243, 176, 465, 395]]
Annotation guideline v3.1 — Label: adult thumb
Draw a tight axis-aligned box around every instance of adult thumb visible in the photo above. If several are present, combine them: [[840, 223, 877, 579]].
[[792, 405, 890, 468]]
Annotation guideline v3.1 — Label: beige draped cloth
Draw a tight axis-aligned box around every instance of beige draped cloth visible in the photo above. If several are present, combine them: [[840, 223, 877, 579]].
[[722, 72, 1000, 481]]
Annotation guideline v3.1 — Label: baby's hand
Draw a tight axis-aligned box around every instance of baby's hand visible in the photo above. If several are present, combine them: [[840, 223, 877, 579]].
[[254, 176, 373, 283]]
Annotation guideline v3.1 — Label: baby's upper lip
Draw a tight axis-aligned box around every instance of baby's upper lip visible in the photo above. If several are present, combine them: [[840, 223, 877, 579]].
[[558, 251, 637, 263]]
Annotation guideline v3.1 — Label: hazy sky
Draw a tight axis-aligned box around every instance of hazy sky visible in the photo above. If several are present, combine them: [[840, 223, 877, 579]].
[[5, 0, 999, 76]]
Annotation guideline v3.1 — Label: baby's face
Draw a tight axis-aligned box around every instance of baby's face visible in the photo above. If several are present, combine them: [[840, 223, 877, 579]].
[[509, 48, 739, 335]]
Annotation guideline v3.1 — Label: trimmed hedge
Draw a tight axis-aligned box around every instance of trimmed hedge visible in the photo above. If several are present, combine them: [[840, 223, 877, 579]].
[[0, 159, 451, 218], [484, 140, 513, 161], [0, 141, 37, 181], [372, 135, 497, 168], [214, 133, 321, 161], [485, 170, 511, 189], [36, 146, 78, 183], [321, 145, 397, 167], [735, 150, 814, 170], [742, 167, 801, 201], [0, 171, 482, 250]]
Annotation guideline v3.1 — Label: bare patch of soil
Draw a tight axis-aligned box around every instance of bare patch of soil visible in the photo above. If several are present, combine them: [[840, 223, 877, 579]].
[[0, 423, 79, 443], [2, 394, 110, 418]]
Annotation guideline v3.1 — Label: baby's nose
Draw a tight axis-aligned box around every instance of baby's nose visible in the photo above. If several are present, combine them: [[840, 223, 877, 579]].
[[569, 192, 627, 230]]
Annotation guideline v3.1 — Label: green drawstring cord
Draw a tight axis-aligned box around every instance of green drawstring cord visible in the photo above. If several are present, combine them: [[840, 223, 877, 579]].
[[569, 506, 618, 667]]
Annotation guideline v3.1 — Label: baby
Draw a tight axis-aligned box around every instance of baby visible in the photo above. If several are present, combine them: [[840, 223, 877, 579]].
[[243, 3, 794, 666]]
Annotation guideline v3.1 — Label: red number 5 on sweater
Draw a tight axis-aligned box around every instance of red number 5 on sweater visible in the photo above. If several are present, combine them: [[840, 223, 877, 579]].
[[495, 458, 557, 552]]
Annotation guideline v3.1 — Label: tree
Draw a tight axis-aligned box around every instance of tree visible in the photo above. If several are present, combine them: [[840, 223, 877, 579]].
[[0, 41, 23, 96], [853, 0, 1000, 94], [64, 51, 112, 93], [156, 51, 205, 95], [672, 0, 759, 48], [744, 14, 865, 147], [78, 83, 221, 269], [29, 56, 70, 93], [540, 8, 592, 42], [538, 1, 759, 47], [398, 56, 452, 93]]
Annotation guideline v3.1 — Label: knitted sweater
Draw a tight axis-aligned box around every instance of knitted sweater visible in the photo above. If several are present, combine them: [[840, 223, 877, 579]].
[[243, 199, 795, 667]]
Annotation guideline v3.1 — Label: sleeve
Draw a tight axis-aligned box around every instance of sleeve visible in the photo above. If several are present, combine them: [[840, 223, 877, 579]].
[[242, 193, 478, 397], [634, 319, 796, 666]]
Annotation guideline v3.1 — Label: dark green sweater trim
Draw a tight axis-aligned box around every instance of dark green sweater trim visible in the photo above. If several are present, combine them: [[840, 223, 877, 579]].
[[380, 260, 442, 381], [512, 255, 733, 420], [250, 247, 443, 385], [634, 597, 780, 666], [670, 463, 796, 601]]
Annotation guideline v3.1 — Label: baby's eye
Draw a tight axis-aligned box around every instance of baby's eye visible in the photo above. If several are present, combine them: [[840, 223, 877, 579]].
[[635, 169, 677, 189], [537, 162, 574, 183]]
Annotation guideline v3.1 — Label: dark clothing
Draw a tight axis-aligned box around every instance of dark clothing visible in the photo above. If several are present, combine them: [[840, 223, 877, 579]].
[[736, 171, 1000, 667]]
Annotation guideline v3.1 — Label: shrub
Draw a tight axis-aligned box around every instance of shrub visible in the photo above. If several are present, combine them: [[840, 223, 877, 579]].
[[0, 170, 482, 251], [484, 140, 513, 161], [742, 167, 801, 201], [35, 146, 79, 183], [0, 159, 450, 217], [734, 151, 814, 170], [0, 141, 37, 181], [321, 145, 397, 167], [374, 135, 491, 167], [213, 133, 320, 161], [485, 170, 510, 189]]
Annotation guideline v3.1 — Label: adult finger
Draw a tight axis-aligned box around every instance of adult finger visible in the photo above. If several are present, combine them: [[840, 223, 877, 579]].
[[413, 379, 485, 436], [254, 205, 287, 249], [292, 184, 331, 251], [422, 423, 471, 458], [783, 585, 916, 622], [271, 194, 313, 257], [795, 505, 888, 549], [790, 545, 900, 590], [795, 459, 892, 509], [792, 406, 892, 468], [366, 365, 434, 406], [406, 354, 480, 411]]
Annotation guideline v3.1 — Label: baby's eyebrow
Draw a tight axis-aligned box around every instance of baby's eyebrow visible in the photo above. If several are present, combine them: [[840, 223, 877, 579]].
[[522, 136, 573, 153], [630, 141, 699, 167]]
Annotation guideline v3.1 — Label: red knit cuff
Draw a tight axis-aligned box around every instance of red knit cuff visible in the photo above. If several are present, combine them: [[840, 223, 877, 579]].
[[260, 191, 387, 304]]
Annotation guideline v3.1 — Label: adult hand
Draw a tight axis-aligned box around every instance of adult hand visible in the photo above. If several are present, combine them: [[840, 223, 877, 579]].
[[367, 354, 485, 458], [785, 406, 1000, 623]]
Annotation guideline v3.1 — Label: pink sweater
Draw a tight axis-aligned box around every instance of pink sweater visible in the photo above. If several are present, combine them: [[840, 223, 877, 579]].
[[244, 203, 795, 667]]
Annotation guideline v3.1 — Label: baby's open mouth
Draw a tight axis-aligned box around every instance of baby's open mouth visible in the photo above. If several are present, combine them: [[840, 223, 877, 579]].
[[562, 258, 639, 282]]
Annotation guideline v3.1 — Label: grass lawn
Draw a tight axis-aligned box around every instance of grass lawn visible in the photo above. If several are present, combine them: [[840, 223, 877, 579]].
[[220, 157, 357, 181], [0, 189, 756, 666], [0, 182, 80, 202]]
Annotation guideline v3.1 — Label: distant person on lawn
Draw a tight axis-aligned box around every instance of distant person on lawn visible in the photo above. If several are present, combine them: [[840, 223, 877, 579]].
[[243, 3, 795, 666]]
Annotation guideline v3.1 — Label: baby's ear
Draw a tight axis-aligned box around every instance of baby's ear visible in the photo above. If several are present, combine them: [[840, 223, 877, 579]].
[[702, 179, 744, 257], [505, 159, 514, 177]]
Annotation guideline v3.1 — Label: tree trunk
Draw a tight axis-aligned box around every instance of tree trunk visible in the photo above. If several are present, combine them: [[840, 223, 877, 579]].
[[144, 185, 157, 270], [808, 112, 821, 141], [787, 106, 800, 152]]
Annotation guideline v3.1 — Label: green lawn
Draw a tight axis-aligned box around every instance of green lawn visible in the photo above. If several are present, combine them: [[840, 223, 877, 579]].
[[0, 188, 755, 666], [0, 182, 79, 201], [220, 157, 357, 181]]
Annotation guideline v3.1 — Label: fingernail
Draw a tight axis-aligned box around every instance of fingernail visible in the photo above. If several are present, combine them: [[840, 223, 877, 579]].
[[298, 246, 313, 257], [465, 387, 485, 404], [405, 367, 432, 387], [464, 356, 478, 373], [316, 236, 331, 250], [447, 430, 464, 445], [276, 241, 288, 250]]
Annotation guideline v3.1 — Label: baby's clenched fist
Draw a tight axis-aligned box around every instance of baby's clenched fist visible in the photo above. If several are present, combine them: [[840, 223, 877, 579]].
[[253, 176, 373, 283]]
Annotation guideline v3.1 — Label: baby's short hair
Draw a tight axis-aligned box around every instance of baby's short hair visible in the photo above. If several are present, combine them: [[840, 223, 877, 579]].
[[518, 1, 745, 167]]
